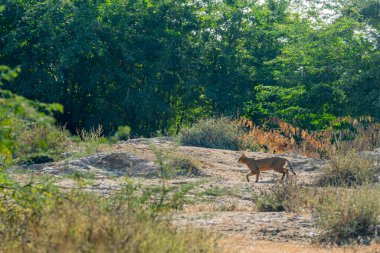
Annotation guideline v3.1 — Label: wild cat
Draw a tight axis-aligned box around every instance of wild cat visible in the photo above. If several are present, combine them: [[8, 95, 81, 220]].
[[237, 153, 296, 182]]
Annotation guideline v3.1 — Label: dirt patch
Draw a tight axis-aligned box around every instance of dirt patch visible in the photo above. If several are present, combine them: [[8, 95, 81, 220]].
[[172, 211, 319, 243], [15, 152, 159, 178]]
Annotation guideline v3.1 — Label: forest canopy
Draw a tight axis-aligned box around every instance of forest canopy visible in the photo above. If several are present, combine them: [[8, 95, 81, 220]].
[[1, 0, 379, 136]]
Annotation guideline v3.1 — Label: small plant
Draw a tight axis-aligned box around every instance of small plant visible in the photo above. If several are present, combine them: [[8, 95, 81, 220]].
[[68, 170, 96, 180], [149, 145, 202, 211], [254, 190, 285, 212], [316, 186, 380, 244], [110, 125, 131, 142], [318, 150, 377, 187], [75, 125, 109, 156], [179, 117, 243, 150]]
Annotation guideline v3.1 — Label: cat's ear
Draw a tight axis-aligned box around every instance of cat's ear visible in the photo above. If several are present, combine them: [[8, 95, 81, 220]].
[[241, 152, 246, 157]]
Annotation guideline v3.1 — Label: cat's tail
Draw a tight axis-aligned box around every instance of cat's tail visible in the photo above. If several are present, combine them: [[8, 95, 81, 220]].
[[287, 160, 296, 175]]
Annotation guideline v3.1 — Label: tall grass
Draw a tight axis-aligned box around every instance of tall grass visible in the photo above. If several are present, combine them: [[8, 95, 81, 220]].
[[12, 121, 110, 163], [73, 125, 109, 157]]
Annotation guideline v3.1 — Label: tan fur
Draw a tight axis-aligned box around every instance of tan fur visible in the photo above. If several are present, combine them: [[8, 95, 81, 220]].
[[237, 153, 296, 182]]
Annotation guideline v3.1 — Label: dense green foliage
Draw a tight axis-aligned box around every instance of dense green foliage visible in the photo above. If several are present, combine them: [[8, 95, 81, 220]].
[[1, 0, 379, 135]]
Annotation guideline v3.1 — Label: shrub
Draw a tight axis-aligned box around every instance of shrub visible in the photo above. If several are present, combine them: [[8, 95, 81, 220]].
[[74, 125, 109, 156], [13, 120, 72, 163], [253, 179, 304, 212], [110, 125, 131, 142], [316, 186, 380, 244], [238, 117, 380, 158], [168, 153, 202, 177], [179, 117, 243, 150], [254, 191, 285, 212], [318, 150, 377, 187]]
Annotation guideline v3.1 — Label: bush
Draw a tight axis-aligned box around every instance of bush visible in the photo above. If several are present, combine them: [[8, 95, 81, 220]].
[[168, 153, 202, 177], [150, 145, 202, 178], [74, 125, 109, 156], [318, 150, 377, 187], [110, 125, 131, 142], [13, 120, 72, 163], [316, 186, 380, 244], [254, 191, 285, 212], [179, 117, 243, 150], [253, 179, 304, 212]]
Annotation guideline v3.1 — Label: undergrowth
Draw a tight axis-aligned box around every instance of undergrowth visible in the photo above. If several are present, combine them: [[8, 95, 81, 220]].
[[0, 174, 216, 252], [318, 150, 377, 187], [12, 120, 72, 163], [316, 186, 380, 244], [253, 179, 304, 212]]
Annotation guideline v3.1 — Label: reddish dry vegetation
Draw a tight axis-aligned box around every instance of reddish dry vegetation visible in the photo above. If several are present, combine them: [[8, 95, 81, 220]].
[[239, 117, 380, 158]]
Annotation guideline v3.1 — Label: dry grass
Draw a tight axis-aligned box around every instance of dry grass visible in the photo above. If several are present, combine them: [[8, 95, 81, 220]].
[[253, 179, 305, 212], [0, 184, 217, 253], [13, 120, 72, 163], [184, 200, 255, 212], [15, 201, 214, 252], [1, 142, 215, 253], [168, 153, 203, 177], [317, 150, 377, 187], [218, 236, 380, 253], [316, 186, 380, 244]]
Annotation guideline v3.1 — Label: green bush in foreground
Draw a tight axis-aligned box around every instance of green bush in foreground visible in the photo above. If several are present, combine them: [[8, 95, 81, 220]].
[[316, 186, 380, 244], [179, 117, 243, 150], [318, 150, 377, 187]]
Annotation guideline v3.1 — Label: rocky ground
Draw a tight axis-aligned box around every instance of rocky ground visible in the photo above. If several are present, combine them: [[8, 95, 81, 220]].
[[10, 138, 380, 252]]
